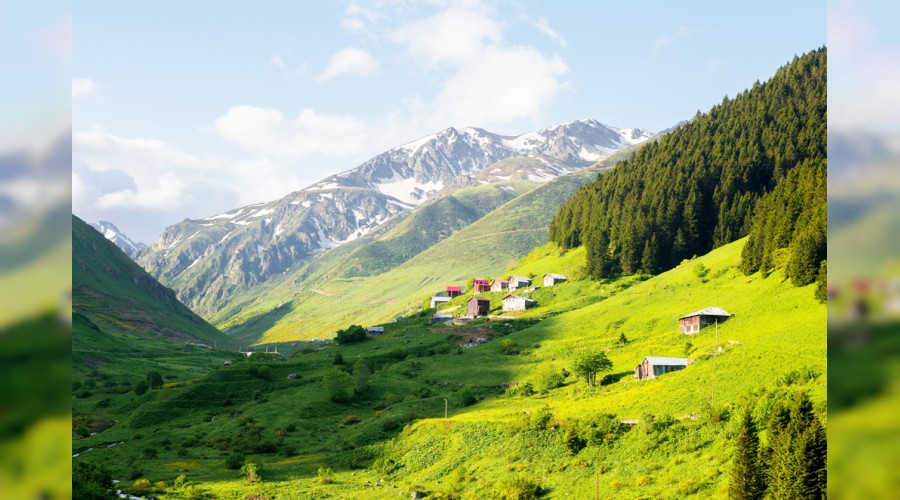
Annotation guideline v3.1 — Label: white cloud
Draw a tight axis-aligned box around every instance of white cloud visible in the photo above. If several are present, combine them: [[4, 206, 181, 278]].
[[652, 25, 690, 52], [388, 1, 569, 130], [268, 54, 285, 68], [213, 106, 368, 158], [393, 3, 502, 68], [533, 17, 566, 47], [73, 124, 313, 241], [317, 47, 379, 81], [433, 45, 568, 127], [72, 77, 98, 98]]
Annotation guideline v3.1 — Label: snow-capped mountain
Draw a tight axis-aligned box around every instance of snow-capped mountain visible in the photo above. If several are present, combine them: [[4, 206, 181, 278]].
[[89, 220, 147, 257], [139, 119, 652, 316]]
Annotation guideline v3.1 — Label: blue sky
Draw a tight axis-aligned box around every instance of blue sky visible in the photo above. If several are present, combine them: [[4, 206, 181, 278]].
[[72, 0, 825, 242]]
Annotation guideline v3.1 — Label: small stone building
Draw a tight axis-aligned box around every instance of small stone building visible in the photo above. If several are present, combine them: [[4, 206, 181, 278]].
[[678, 307, 731, 334], [502, 295, 535, 312], [507, 276, 532, 291], [634, 356, 688, 380], [430, 296, 452, 308], [366, 326, 385, 336], [490, 279, 509, 292], [543, 273, 567, 287]]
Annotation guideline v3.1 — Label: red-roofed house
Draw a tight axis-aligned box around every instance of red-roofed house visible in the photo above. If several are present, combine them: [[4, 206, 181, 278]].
[[446, 286, 462, 298], [473, 280, 491, 294]]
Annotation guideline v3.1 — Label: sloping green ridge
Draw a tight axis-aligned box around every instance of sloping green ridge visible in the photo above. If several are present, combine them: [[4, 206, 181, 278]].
[[72, 215, 235, 383]]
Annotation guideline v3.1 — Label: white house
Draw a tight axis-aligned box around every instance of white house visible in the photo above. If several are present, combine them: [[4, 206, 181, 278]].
[[430, 296, 452, 308]]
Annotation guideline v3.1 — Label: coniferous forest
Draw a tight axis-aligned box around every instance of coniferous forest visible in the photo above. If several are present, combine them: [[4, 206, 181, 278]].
[[548, 48, 826, 284]]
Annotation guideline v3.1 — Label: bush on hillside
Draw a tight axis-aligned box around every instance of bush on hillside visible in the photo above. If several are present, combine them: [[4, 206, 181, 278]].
[[224, 452, 245, 470], [335, 325, 367, 344]]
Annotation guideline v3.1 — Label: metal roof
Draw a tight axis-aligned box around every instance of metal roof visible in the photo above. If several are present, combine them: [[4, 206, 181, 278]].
[[508, 276, 531, 282], [502, 295, 535, 303], [642, 356, 689, 366], [678, 307, 731, 320], [544, 273, 567, 279]]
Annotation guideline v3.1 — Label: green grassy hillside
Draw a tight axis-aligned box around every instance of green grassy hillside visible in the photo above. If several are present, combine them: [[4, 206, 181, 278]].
[[222, 167, 605, 344], [72, 215, 236, 388], [72, 237, 825, 499]]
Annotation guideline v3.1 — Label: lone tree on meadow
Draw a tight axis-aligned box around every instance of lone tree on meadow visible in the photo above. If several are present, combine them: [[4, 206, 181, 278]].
[[572, 350, 612, 387], [728, 410, 763, 499]]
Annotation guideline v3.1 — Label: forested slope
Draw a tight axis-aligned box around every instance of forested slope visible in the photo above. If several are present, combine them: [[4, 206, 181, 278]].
[[548, 48, 826, 283]]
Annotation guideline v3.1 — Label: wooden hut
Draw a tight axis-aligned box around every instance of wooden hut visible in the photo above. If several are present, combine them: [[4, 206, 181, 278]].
[[467, 297, 491, 317], [490, 279, 510, 292], [446, 286, 462, 298], [543, 273, 567, 287], [507, 276, 532, 291], [678, 307, 731, 334], [502, 295, 535, 312], [634, 356, 688, 380]]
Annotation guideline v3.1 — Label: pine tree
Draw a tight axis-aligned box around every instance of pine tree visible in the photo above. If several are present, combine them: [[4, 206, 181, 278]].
[[728, 410, 762, 499], [813, 261, 827, 304]]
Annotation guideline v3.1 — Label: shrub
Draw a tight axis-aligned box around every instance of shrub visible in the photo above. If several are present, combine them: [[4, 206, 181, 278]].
[[285, 423, 297, 432], [693, 262, 710, 278], [317, 466, 333, 484], [533, 362, 564, 394], [128, 468, 143, 480], [225, 453, 246, 470], [256, 365, 272, 380], [342, 414, 360, 425], [154, 481, 166, 491], [141, 447, 158, 459], [382, 417, 404, 432], [335, 325, 366, 345], [497, 339, 520, 355], [456, 388, 478, 407], [507, 382, 535, 397], [497, 476, 543, 499], [174, 474, 190, 489], [322, 368, 352, 403], [333, 351, 344, 365], [147, 371, 164, 389], [132, 478, 151, 495], [240, 462, 262, 482]]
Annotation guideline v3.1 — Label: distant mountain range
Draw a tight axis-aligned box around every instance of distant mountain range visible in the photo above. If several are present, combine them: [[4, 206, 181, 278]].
[[89, 220, 147, 257], [138, 119, 653, 319]]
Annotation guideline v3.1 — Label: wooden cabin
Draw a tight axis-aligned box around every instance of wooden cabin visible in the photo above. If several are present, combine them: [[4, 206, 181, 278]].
[[446, 286, 462, 298], [507, 276, 532, 291], [678, 307, 731, 334], [473, 280, 491, 294], [467, 297, 491, 317], [430, 296, 452, 308], [490, 279, 510, 292], [634, 356, 688, 380], [502, 295, 535, 312], [543, 273, 567, 287]]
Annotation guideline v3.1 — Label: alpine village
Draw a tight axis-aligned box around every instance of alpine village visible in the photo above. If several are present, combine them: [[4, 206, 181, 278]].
[[73, 48, 827, 499]]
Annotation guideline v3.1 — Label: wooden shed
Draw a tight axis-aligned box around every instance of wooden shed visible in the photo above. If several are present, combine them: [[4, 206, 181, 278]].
[[446, 286, 462, 298], [467, 297, 491, 317], [678, 307, 731, 334], [473, 280, 491, 294], [507, 276, 532, 291], [634, 356, 688, 380], [502, 295, 535, 312], [491, 279, 509, 292], [543, 273, 568, 287]]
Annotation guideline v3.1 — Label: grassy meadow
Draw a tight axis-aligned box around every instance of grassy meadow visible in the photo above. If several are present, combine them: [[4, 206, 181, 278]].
[[73, 237, 825, 498]]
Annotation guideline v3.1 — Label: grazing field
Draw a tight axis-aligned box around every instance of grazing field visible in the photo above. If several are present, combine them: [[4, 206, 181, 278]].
[[73, 238, 825, 498]]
